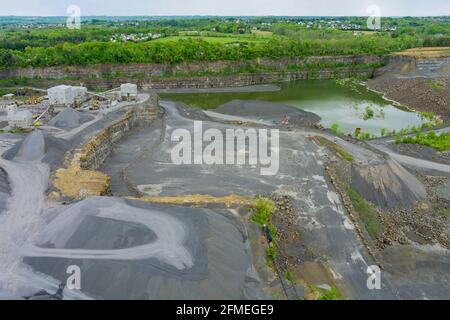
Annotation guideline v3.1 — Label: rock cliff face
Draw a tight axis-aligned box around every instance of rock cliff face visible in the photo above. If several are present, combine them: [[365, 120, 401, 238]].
[[375, 53, 450, 78], [0, 55, 383, 90], [53, 94, 159, 199], [78, 95, 158, 170], [0, 55, 382, 78]]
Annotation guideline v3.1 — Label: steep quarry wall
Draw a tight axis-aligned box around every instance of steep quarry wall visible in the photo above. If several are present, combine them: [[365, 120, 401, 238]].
[[78, 95, 158, 170], [53, 94, 159, 199], [0, 55, 383, 90], [375, 53, 450, 77], [0, 55, 382, 78], [139, 67, 375, 90]]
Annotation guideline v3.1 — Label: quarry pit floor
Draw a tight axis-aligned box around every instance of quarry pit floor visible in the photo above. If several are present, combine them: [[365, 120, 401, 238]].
[[99, 100, 450, 300]]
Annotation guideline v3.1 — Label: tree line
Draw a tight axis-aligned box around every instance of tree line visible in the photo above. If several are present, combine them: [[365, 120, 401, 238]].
[[0, 35, 423, 69]]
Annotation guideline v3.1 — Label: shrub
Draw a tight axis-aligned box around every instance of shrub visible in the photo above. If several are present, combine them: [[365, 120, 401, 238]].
[[330, 123, 340, 135], [363, 107, 374, 120]]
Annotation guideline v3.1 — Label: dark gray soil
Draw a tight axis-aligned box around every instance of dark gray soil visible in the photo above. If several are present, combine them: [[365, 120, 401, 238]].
[[25, 198, 265, 300], [215, 100, 321, 127], [48, 107, 94, 129]]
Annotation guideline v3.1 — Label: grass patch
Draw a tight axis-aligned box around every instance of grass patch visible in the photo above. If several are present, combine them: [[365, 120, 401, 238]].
[[315, 136, 353, 162], [0, 128, 32, 134], [153, 33, 271, 44], [284, 270, 295, 284], [420, 111, 438, 122], [308, 285, 345, 300], [433, 208, 450, 218], [318, 287, 345, 300], [330, 123, 341, 135], [265, 245, 277, 268], [363, 106, 375, 120], [252, 197, 276, 230], [429, 81, 445, 90], [346, 186, 382, 238], [252, 197, 277, 267], [401, 131, 450, 151]]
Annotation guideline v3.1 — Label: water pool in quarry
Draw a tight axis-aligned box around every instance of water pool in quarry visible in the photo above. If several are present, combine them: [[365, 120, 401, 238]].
[[160, 80, 426, 136]]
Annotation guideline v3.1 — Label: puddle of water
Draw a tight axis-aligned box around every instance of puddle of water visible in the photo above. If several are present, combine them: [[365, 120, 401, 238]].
[[161, 80, 425, 135]]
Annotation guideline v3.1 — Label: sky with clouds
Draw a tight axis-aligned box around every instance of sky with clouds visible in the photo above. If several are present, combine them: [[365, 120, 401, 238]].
[[0, 0, 449, 16]]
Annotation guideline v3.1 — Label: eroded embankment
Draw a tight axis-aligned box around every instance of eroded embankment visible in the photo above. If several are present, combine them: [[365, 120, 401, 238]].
[[368, 48, 450, 120], [53, 95, 159, 199]]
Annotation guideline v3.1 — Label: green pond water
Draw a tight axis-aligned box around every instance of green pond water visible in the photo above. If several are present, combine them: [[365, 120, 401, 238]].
[[161, 80, 426, 136]]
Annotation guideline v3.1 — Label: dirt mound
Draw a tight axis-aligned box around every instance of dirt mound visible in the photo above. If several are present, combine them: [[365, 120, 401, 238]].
[[13, 130, 46, 161], [3, 131, 71, 170], [215, 100, 321, 126], [351, 158, 427, 210], [48, 107, 93, 129]]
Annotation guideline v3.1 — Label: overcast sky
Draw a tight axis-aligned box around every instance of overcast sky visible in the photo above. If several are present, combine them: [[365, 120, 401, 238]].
[[0, 0, 449, 16]]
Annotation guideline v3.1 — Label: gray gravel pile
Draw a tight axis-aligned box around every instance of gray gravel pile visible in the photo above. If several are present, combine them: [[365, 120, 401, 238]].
[[3, 130, 71, 170], [48, 108, 93, 129], [351, 158, 427, 210]]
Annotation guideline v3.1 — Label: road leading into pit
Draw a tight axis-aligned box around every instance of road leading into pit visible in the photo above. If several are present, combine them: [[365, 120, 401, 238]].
[[116, 100, 399, 299]]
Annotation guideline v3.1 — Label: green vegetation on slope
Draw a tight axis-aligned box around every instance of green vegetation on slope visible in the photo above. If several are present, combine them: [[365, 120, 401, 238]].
[[252, 197, 276, 234], [346, 186, 382, 238], [315, 136, 353, 162], [363, 106, 375, 120], [433, 207, 450, 219], [400, 131, 450, 151], [307, 285, 345, 300], [252, 197, 277, 266]]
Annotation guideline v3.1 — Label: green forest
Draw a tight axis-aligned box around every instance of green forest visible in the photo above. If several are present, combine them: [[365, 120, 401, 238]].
[[0, 16, 449, 68]]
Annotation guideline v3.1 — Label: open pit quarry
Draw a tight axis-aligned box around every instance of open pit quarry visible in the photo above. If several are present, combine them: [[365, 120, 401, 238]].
[[0, 84, 449, 300]]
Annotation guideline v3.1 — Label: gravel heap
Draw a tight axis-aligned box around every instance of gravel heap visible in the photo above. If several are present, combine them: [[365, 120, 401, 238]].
[[48, 108, 93, 129]]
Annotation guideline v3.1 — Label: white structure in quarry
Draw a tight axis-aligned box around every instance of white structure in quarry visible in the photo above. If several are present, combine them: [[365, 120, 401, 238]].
[[120, 83, 138, 101], [7, 107, 33, 128], [72, 86, 88, 102], [47, 85, 87, 106]]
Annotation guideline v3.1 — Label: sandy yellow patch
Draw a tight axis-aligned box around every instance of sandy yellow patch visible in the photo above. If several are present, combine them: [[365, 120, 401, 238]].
[[54, 164, 110, 199], [128, 194, 255, 208]]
